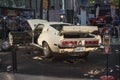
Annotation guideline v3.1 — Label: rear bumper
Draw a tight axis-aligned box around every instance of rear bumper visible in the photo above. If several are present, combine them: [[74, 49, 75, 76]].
[[58, 47, 99, 54], [52, 47, 102, 57]]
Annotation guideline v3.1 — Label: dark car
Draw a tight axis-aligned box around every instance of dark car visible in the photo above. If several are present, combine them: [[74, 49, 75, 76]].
[[89, 16, 105, 28]]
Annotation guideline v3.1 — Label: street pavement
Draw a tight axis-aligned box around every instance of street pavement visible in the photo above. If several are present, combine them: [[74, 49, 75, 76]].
[[0, 37, 120, 80], [110, 37, 120, 45], [0, 72, 100, 80]]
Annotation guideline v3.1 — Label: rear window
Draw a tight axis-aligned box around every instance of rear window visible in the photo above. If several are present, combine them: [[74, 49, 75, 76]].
[[50, 24, 73, 31], [64, 33, 94, 38]]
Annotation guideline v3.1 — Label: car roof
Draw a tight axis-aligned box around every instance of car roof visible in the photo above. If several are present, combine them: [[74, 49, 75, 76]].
[[27, 19, 72, 30], [48, 22, 72, 25]]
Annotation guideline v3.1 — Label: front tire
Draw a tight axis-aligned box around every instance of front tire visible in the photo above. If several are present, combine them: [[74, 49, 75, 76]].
[[43, 42, 52, 58]]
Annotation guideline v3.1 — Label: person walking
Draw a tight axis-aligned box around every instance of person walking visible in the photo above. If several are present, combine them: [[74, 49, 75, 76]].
[[78, 6, 87, 26], [105, 13, 118, 42], [104, 12, 114, 37]]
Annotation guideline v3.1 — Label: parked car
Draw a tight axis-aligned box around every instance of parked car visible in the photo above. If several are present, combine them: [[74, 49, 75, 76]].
[[89, 16, 105, 28], [8, 19, 102, 58]]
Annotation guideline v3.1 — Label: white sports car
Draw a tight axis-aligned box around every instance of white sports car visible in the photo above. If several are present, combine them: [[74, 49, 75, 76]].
[[8, 19, 102, 58]]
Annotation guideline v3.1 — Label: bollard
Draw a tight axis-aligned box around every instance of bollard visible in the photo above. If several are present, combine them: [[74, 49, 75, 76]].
[[12, 45, 17, 72], [100, 75, 116, 80]]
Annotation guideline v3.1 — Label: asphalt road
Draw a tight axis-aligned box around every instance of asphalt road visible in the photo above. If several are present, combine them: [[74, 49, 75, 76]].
[[0, 46, 120, 79]]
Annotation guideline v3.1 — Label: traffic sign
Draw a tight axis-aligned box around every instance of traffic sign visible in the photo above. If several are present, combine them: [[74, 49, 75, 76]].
[[103, 35, 110, 46], [104, 46, 111, 54]]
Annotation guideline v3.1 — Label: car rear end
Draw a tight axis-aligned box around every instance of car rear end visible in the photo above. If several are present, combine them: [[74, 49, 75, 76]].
[[57, 26, 101, 56]]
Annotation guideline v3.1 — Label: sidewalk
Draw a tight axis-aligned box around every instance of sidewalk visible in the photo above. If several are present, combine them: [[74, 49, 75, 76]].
[[0, 72, 99, 80], [0, 37, 120, 80], [110, 37, 120, 45]]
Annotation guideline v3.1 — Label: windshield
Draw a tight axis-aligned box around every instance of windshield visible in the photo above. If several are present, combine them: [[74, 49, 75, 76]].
[[50, 24, 74, 31]]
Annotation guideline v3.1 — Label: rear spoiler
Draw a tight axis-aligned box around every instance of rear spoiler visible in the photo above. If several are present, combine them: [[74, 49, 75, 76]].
[[61, 26, 98, 33]]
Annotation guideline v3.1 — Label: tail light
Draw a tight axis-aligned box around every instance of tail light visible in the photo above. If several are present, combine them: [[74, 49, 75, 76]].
[[85, 41, 98, 45], [62, 41, 77, 46]]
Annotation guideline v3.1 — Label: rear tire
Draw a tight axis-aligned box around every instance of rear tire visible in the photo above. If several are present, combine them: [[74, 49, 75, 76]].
[[43, 42, 53, 58]]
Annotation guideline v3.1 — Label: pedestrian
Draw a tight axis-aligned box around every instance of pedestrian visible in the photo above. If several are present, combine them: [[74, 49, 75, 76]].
[[114, 15, 120, 26], [110, 3, 116, 20], [78, 6, 87, 26], [105, 13, 113, 25], [95, 3, 100, 18], [104, 12, 118, 38], [10, 16, 17, 31], [0, 17, 10, 39]]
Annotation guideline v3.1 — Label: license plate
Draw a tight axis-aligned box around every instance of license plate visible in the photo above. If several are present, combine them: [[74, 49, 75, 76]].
[[96, 20, 101, 22], [75, 47, 85, 52]]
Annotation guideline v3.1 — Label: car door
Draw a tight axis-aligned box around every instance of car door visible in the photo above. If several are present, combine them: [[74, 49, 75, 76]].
[[10, 21, 33, 45], [34, 24, 44, 44]]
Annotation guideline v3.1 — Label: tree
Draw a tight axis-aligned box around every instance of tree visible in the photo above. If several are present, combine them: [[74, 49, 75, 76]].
[[112, 0, 119, 6], [90, 0, 95, 5]]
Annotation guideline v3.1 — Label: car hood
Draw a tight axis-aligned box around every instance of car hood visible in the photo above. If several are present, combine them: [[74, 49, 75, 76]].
[[27, 19, 48, 31]]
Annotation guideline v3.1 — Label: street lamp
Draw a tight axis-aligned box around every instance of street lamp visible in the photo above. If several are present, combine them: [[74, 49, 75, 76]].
[[59, 9, 66, 22], [60, 14, 65, 22], [118, 0, 120, 19], [59, 0, 65, 22], [40, 0, 43, 19], [3, 17, 6, 40], [47, 0, 50, 21]]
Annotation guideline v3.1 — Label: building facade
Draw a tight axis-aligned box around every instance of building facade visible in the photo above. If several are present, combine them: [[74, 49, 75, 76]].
[[0, 0, 119, 22]]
